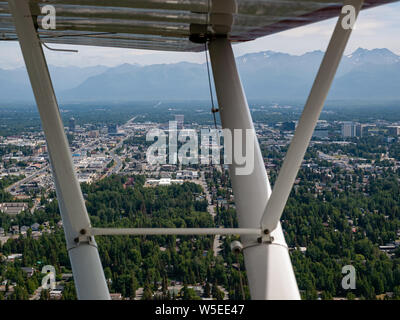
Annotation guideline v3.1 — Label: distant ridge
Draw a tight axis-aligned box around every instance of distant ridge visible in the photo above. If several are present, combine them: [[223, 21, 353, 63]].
[[0, 48, 399, 103]]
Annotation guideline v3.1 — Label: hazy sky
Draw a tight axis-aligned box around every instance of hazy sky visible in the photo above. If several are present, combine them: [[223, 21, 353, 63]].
[[0, 2, 399, 69]]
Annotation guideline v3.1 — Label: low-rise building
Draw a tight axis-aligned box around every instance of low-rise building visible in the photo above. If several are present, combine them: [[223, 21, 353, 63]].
[[0, 202, 29, 216]]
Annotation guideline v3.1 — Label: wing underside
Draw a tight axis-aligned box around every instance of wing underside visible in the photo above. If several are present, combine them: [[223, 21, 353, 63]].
[[0, 0, 398, 52]]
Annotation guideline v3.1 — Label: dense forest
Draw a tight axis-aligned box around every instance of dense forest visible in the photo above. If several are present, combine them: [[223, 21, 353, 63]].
[[0, 176, 248, 300], [283, 173, 400, 299], [1, 172, 400, 299]]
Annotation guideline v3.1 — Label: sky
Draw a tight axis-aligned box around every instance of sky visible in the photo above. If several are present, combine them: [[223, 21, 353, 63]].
[[0, 2, 399, 69]]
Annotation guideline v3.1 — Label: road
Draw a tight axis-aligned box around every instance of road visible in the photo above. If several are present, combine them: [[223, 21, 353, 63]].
[[102, 116, 137, 178], [29, 286, 42, 300], [6, 135, 102, 194], [199, 171, 222, 257], [6, 166, 49, 193], [7, 116, 138, 192]]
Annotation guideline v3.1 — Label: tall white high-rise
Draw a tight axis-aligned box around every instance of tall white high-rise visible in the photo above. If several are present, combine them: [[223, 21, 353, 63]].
[[342, 122, 357, 138], [175, 114, 184, 129]]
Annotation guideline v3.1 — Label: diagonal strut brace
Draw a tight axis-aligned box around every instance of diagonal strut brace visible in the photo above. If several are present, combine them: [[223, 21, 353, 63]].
[[260, 0, 364, 234]]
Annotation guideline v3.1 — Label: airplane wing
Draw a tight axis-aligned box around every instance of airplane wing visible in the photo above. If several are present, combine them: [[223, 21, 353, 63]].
[[0, 0, 398, 52]]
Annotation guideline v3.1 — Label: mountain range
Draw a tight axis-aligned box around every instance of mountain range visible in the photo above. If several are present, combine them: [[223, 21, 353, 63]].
[[1, 48, 399, 103]]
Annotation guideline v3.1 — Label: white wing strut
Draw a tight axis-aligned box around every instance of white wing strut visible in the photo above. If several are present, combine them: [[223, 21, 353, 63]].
[[208, 37, 300, 300], [260, 0, 364, 234], [8, 0, 110, 300]]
